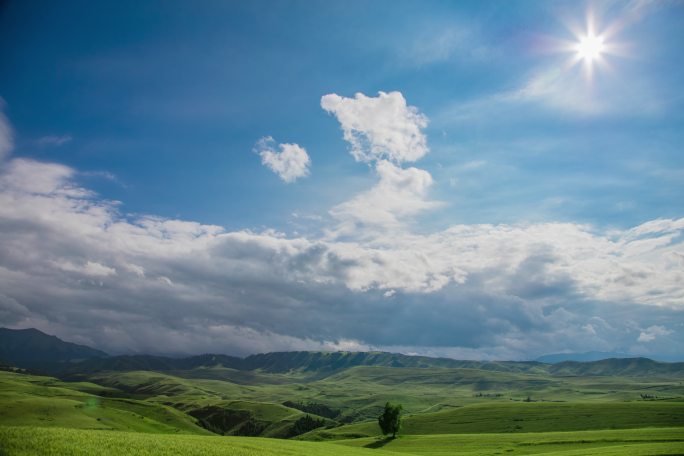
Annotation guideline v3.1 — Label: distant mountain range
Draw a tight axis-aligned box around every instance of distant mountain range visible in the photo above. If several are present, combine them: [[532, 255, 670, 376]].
[[0, 327, 108, 371], [2, 327, 683, 378]]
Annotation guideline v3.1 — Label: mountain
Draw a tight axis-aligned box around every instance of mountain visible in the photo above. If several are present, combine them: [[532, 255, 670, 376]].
[[238, 351, 545, 374], [536, 351, 633, 363], [0, 327, 108, 372], [62, 350, 548, 378], [60, 353, 243, 377], [549, 357, 684, 377], [4, 327, 683, 379]]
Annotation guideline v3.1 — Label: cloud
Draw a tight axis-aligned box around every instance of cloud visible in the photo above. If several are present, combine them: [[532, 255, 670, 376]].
[[0, 103, 12, 162], [0, 94, 682, 360], [321, 91, 429, 164], [637, 325, 672, 342], [329, 160, 442, 236], [54, 260, 117, 277], [322, 91, 438, 235], [34, 134, 73, 147], [394, 25, 493, 67], [0, 157, 683, 359], [0, 158, 90, 197], [255, 136, 310, 183]]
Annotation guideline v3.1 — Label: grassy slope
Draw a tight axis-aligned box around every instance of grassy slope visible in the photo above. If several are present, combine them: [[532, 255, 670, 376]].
[[88, 365, 684, 422], [0, 426, 395, 456], [0, 371, 208, 434], [302, 401, 684, 440], [334, 427, 684, 456]]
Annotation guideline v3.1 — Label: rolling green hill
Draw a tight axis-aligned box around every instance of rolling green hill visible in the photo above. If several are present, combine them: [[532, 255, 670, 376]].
[[0, 371, 208, 434], [548, 358, 684, 377]]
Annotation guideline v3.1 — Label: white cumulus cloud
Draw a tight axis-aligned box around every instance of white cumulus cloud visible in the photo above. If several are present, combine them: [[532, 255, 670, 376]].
[[329, 160, 442, 236], [321, 91, 429, 164], [637, 325, 673, 342], [255, 136, 310, 183]]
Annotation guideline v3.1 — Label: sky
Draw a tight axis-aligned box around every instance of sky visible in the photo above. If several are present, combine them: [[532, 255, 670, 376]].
[[0, 0, 683, 360]]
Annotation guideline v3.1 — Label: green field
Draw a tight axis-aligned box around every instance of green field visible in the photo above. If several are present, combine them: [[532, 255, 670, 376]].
[[0, 426, 393, 456], [336, 427, 684, 455], [1, 426, 683, 455], [1, 353, 684, 455]]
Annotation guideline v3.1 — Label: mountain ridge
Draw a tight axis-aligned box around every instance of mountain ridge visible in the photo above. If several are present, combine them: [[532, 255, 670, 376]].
[[3, 327, 683, 378], [0, 327, 108, 371]]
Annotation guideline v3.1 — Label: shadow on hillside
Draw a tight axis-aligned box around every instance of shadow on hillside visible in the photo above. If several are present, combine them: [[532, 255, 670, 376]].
[[364, 437, 394, 448]]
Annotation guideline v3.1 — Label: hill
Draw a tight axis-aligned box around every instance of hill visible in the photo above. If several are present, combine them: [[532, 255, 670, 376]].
[[536, 351, 633, 363], [64, 351, 684, 381], [549, 357, 684, 377], [0, 327, 107, 372], [0, 370, 208, 434]]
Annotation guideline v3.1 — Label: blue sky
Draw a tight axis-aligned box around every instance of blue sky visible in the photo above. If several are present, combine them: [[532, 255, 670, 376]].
[[0, 0, 682, 359]]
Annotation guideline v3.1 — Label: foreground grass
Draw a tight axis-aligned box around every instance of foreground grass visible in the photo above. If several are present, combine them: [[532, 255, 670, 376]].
[[1, 426, 683, 456], [0, 426, 394, 456], [335, 427, 684, 455]]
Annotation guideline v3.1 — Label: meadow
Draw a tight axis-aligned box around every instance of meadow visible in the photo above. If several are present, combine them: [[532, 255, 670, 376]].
[[2, 426, 683, 455], [1, 352, 684, 455]]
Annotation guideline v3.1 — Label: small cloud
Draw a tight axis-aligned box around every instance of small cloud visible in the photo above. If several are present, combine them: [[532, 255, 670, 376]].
[[255, 136, 310, 183], [383, 289, 396, 298], [637, 325, 672, 342], [81, 170, 118, 181], [459, 160, 486, 171], [34, 134, 73, 147], [582, 323, 597, 335], [55, 260, 117, 277]]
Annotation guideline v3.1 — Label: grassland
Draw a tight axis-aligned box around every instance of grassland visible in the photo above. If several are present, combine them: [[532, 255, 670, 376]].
[[302, 401, 684, 440], [2, 354, 684, 455], [0, 371, 208, 434], [0, 426, 393, 456], [86, 365, 684, 425], [1, 426, 683, 455], [336, 427, 684, 455]]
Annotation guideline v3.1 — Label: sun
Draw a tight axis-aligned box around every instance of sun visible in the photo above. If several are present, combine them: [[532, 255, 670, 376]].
[[576, 33, 605, 62]]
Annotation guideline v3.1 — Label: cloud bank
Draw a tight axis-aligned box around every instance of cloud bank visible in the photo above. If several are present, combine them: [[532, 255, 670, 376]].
[[0, 95, 682, 360]]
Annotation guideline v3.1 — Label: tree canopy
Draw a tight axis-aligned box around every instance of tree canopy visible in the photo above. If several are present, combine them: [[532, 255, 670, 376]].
[[378, 402, 402, 438]]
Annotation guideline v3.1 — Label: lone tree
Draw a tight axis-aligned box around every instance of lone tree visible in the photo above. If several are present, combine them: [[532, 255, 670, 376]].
[[378, 402, 402, 438]]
